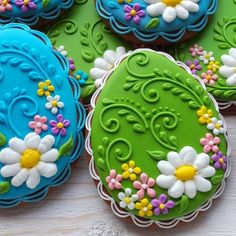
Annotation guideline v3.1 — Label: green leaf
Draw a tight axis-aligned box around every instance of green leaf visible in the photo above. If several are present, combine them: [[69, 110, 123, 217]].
[[162, 83, 173, 90], [160, 132, 168, 142], [81, 84, 96, 100], [211, 175, 224, 185], [133, 124, 145, 133], [169, 136, 178, 148], [180, 195, 189, 213], [145, 18, 160, 29], [97, 145, 104, 157], [102, 98, 114, 105], [146, 150, 165, 161], [98, 158, 106, 171], [118, 109, 129, 116], [42, 0, 50, 8], [81, 50, 95, 63], [0, 132, 7, 147], [126, 115, 138, 123], [58, 135, 74, 159], [188, 101, 200, 109], [0, 182, 11, 195]]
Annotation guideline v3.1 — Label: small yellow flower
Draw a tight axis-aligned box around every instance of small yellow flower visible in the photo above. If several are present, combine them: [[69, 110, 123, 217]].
[[121, 160, 141, 181], [197, 106, 213, 124], [37, 80, 55, 97], [207, 61, 220, 73], [135, 198, 153, 217]]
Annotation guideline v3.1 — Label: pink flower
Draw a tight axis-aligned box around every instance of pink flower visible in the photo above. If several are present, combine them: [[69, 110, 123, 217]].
[[200, 133, 221, 153], [106, 170, 122, 190], [189, 44, 203, 57], [124, 4, 145, 24], [201, 70, 218, 85], [28, 115, 48, 134], [0, 0, 12, 12], [133, 173, 156, 199]]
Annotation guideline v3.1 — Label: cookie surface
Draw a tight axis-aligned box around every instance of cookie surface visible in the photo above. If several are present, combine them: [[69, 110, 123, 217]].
[[0, 0, 73, 26], [46, 0, 132, 99], [0, 24, 85, 207], [171, 0, 236, 106], [95, 0, 217, 44], [86, 49, 230, 226]]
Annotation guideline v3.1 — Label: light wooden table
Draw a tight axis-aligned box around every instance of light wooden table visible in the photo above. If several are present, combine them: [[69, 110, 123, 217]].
[[0, 116, 235, 236]]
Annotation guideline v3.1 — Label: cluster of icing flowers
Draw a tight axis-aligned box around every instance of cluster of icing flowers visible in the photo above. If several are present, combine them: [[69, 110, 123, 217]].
[[124, 4, 145, 24], [187, 44, 219, 85], [187, 45, 236, 86], [34, 79, 70, 137], [57, 45, 76, 72], [197, 106, 227, 171], [0, 0, 37, 13], [105, 160, 175, 217]]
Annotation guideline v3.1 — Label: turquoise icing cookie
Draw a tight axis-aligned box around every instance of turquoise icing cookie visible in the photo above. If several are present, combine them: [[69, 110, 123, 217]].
[[86, 49, 230, 226], [0, 24, 85, 208], [95, 0, 217, 44], [0, 0, 73, 26]]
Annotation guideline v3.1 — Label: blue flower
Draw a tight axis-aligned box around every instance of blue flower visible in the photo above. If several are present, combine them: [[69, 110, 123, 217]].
[[74, 70, 88, 86]]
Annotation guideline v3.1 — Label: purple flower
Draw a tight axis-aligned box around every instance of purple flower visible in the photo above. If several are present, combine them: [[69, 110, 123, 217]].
[[212, 152, 227, 170], [151, 194, 175, 215], [69, 58, 75, 71], [15, 0, 37, 12], [186, 60, 202, 74], [124, 4, 145, 24], [50, 114, 70, 137]]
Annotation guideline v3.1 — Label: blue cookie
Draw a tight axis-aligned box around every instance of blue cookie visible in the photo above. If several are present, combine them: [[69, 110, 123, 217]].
[[96, 0, 217, 44], [0, 0, 73, 26], [0, 23, 85, 208]]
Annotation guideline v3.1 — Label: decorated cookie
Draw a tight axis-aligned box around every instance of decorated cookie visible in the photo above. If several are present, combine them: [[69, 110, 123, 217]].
[[46, 0, 132, 100], [95, 0, 217, 44], [85, 49, 230, 227], [0, 0, 73, 26], [171, 0, 236, 110], [0, 24, 85, 208]]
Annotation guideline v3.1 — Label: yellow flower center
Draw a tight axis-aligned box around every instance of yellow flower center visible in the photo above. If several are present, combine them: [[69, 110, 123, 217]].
[[205, 54, 210, 59], [124, 197, 131, 204], [130, 10, 137, 16], [190, 64, 195, 69], [52, 100, 58, 107], [21, 149, 41, 169], [129, 168, 133, 173], [24, 0, 29, 5], [142, 207, 148, 212], [76, 75, 81, 80], [215, 123, 221, 129], [175, 165, 196, 181], [219, 158, 224, 164], [159, 204, 165, 210], [162, 0, 182, 7], [57, 122, 64, 129]]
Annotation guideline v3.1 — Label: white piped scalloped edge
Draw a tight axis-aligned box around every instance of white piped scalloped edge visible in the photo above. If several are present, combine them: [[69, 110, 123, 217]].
[[85, 48, 232, 229]]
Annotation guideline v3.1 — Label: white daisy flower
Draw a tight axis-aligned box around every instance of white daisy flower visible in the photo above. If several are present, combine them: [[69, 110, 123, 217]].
[[156, 146, 215, 199], [90, 47, 128, 88], [57, 45, 68, 57], [45, 95, 64, 115], [118, 188, 138, 210], [199, 51, 215, 64], [219, 48, 236, 86], [144, 0, 200, 23], [207, 117, 225, 135], [0, 133, 58, 189]]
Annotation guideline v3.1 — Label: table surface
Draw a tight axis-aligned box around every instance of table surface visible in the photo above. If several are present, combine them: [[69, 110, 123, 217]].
[[0, 116, 235, 236]]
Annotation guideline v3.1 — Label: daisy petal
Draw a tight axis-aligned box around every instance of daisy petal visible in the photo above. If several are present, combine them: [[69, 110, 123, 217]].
[[26, 167, 41, 189], [0, 163, 21, 177], [168, 180, 184, 198], [36, 162, 57, 178], [40, 149, 59, 162], [194, 176, 212, 192], [11, 169, 29, 187], [157, 161, 175, 175], [185, 180, 197, 199]]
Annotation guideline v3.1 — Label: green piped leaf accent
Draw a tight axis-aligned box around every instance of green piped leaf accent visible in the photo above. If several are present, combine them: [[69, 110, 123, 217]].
[[81, 50, 95, 63], [133, 124, 145, 133], [58, 135, 74, 159], [145, 18, 160, 29], [42, 0, 50, 8], [97, 145, 105, 157], [98, 158, 106, 171], [0, 182, 11, 195], [179, 195, 189, 213], [211, 174, 224, 185], [146, 150, 165, 161], [0, 133, 7, 147]]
